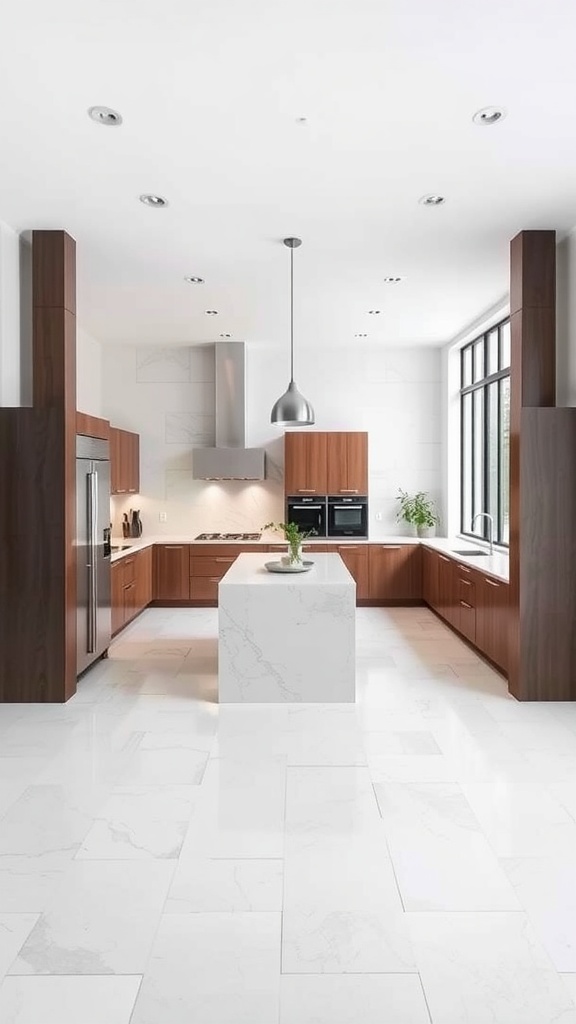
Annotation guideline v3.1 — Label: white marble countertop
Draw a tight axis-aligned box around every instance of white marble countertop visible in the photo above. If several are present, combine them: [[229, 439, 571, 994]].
[[109, 533, 509, 582], [219, 551, 355, 587]]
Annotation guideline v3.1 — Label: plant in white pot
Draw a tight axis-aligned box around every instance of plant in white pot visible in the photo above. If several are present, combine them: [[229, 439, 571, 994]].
[[263, 521, 317, 565], [395, 489, 439, 538]]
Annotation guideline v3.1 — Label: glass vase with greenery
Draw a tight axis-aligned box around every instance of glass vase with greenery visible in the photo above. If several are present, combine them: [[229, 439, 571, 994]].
[[395, 489, 439, 537], [263, 521, 317, 564]]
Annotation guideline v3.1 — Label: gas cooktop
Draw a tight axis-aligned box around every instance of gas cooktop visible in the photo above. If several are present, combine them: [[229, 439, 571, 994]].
[[195, 532, 262, 541]]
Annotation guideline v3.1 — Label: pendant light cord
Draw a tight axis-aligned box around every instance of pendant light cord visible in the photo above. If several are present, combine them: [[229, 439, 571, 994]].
[[290, 244, 294, 383]]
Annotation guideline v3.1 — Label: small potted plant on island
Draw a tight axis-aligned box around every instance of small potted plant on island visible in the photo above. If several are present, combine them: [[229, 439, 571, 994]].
[[395, 489, 440, 538], [263, 521, 317, 566]]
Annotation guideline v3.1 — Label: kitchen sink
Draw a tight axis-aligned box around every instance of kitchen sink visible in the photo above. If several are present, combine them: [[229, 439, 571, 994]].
[[451, 548, 489, 556], [111, 544, 131, 552]]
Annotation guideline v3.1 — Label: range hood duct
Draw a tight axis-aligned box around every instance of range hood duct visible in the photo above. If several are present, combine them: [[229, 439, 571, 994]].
[[192, 342, 266, 480]]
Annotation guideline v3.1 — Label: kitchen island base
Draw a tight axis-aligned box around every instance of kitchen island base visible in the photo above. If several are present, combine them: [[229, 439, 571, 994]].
[[218, 552, 355, 702]]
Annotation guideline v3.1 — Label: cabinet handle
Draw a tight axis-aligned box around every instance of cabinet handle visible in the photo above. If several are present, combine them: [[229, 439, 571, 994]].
[[215, 557, 235, 563], [297, 488, 316, 493], [164, 545, 184, 549], [209, 577, 221, 582], [458, 565, 471, 573], [116, 489, 127, 494], [484, 578, 500, 587], [128, 489, 137, 493], [460, 578, 473, 587], [438, 555, 450, 562], [339, 489, 359, 493], [460, 600, 473, 609], [340, 546, 359, 550], [379, 545, 401, 550]]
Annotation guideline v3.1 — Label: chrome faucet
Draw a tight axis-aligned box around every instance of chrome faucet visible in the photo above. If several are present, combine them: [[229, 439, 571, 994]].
[[471, 512, 494, 555]]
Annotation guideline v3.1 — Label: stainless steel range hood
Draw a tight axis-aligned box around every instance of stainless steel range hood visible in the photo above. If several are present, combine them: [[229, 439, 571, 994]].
[[192, 342, 266, 480]]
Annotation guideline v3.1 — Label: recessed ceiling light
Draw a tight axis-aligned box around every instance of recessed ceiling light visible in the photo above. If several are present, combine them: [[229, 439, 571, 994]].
[[220, 333, 232, 338], [88, 105, 123, 126], [367, 310, 381, 315], [139, 194, 168, 208], [419, 194, 445, 206], [383, 276, 405, 284], [184, 276, 204, 284], [473, 106, 506, 126], [205, 310, 218, 315], [295, 116, 308, 124], [354, 333, 368, 338]]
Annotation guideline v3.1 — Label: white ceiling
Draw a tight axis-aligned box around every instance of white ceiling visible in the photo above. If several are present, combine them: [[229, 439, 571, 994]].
[[1, 0, 576, 350]]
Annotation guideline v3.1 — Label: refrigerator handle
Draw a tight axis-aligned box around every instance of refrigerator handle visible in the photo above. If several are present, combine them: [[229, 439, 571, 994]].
[[87, 470, 98, 653]]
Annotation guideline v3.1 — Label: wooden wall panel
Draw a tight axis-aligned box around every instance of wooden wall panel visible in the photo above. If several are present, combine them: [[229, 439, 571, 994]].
[[0, 230, 77, 703]]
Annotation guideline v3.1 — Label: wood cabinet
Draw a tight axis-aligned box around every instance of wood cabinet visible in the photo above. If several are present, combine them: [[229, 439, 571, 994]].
[[190, 544, 263, 603], [327, 432, 368, 495], [111, 551, 150, 635], [476, 573, 509, 672], [154, 545, 190, 600], [134, 546, 153, 613], [368, 544, 422, 601], [422, 546, 509, 673], [110, 427, 140, 495], [284, 431, 368, 496], [335, 544, 369, 600], [284, 432, 328, 494], [422, 546, 439, 609], [76, 411, 109, 440]]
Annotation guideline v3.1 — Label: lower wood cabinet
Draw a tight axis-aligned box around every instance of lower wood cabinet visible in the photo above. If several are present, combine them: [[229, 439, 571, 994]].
[[476, 573, 509, 672], [422, 545, 509, 673], [111, 547, 154, 635], [154, 545, 190, 600], [335, 544, 369, 600], [189, 544, 263, 603], [368, 544, 422, 601]]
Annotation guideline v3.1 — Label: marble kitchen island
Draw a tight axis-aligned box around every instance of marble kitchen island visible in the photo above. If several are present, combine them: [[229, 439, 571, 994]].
[[218, 552, 355, 702]]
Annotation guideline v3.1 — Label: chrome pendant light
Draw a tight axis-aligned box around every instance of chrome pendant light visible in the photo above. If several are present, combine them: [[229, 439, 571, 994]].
[[271, 237, 315, 426]]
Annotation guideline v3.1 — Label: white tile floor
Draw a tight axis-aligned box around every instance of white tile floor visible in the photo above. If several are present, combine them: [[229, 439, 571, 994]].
[[1, 606, 576, 1022]]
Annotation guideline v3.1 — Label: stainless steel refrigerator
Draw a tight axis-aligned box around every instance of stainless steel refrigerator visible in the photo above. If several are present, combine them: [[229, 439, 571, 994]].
[[76, 435, 112, 675]]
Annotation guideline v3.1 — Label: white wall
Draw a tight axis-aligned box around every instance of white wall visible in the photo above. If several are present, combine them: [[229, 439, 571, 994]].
[[102, 342, 442, 539], [0, 220, 32, 406], [76, 326, 103, 417]]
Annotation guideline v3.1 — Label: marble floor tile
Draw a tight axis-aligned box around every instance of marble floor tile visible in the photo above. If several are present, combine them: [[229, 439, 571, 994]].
[[375, 781, 519, 910], [10, 861, 174, 975], [562, 975, 576, 1002], [279, 974, 430, 1024], [0, 915, 38, 981], [282, 907, 415, 973], [409, 911, 576, 1024], [166, 858, 283, 912], [77, 785, 197, 860], [501, 856, 576, 972], [119, 745, 209, 785], [0, 975, 142, 1024], [131, 912, 281, 1024], [462, 781, 576, 856]]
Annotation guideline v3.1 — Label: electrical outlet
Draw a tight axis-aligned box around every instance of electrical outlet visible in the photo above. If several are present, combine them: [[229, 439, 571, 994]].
[[375, 512, 382, 521], [159, 512, 167, 523]]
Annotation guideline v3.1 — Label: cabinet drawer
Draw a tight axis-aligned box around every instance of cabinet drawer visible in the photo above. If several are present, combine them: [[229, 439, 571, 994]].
[[190, 576, 219, 602], [121, 556, 136, 586], [458, 577, 476, 606], [190, 555, 237, 577], [459, 599, 476, 643]]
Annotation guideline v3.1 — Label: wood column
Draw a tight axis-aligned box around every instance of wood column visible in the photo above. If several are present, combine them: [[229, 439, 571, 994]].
[[508, 230, 576, 699], [0, 231, 77, 702]]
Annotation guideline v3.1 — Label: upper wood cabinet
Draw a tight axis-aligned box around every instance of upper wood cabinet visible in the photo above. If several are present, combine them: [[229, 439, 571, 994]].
[[154, 544, 190, 601], [284, 431, 367, 495], [76, 411, 109, 440], [368, 544, 422, 601], [327, 432, 368, 495], [284, 432, 328, 494], [110, 427, 140, 495]]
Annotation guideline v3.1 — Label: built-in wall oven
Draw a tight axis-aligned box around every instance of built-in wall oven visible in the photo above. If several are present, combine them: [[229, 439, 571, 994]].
[[327, 495, 368, 538], [286, 495, 327, 537]]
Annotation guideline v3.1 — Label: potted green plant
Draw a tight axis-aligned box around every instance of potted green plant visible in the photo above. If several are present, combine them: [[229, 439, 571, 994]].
[[395, 489, 439, 538], [263, 521, 317, 565]]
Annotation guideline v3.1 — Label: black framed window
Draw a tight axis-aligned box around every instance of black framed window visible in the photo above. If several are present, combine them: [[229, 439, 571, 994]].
[[460, 318, 510, 547]]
